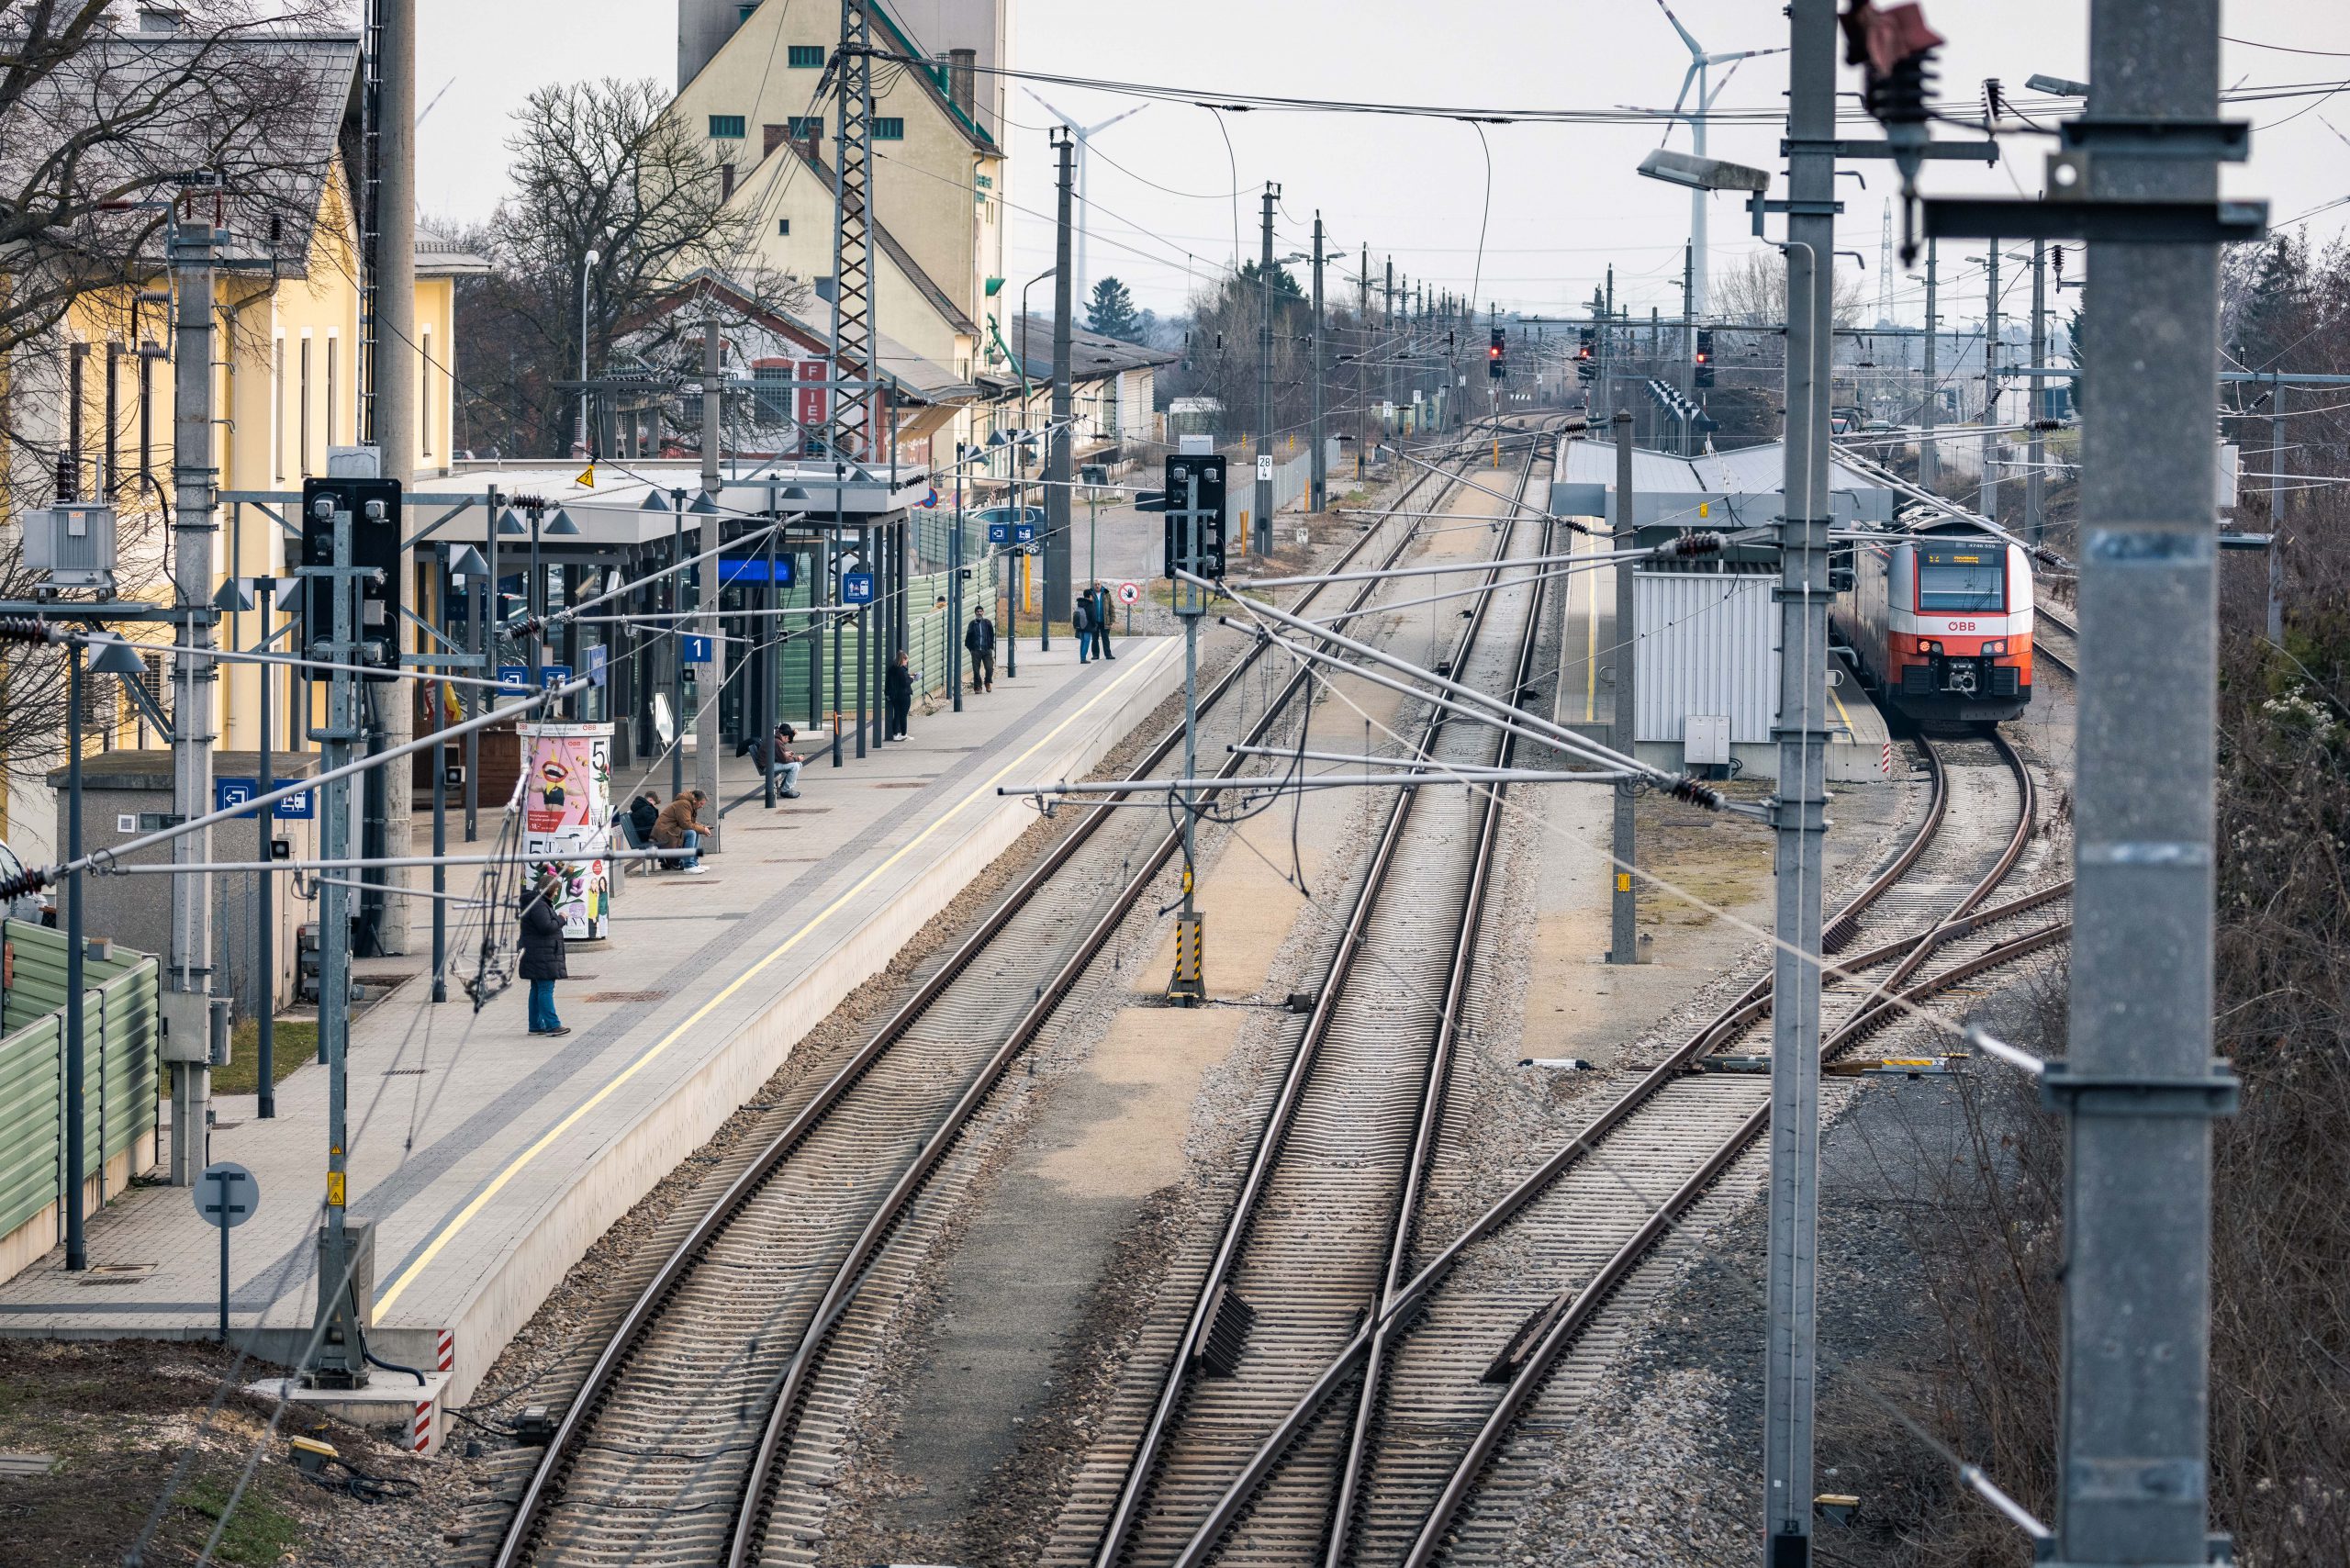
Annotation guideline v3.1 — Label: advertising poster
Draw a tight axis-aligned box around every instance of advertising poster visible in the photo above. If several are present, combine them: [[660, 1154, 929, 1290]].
[[520, 722, 612, 940]]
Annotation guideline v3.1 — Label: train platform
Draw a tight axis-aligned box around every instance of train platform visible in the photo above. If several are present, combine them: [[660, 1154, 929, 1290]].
[[0, 633, 1185, 1450]]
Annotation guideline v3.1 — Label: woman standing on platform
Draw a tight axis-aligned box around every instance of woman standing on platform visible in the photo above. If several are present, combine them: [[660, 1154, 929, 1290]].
[[886, 648, 914, 740], [519, 874, 571, 1038]]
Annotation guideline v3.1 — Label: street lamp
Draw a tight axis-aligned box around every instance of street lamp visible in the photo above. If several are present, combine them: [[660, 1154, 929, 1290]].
[[577, 248, 600, 458]]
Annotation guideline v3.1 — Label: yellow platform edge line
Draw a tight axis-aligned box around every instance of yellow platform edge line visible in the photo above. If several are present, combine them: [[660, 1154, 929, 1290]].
[[375, 652, 1162, 1314]]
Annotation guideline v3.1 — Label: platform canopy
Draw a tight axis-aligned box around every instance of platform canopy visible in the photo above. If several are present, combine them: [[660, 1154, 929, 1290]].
[[1551, 439, 1897, 532]]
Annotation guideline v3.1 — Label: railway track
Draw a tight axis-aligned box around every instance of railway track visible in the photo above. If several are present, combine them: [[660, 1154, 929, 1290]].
[[484, 421, 1561, 1568], [2034, 599, 2078, 679], [1067, 441, 1558, 1568], [1069, 725, 2071, 1567]]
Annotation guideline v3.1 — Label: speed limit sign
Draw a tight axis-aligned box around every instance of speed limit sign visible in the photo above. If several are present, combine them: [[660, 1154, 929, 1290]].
[[1116, 580, 1141, 606]]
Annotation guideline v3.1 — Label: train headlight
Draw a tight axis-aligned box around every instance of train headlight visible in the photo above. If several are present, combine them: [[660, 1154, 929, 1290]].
[[1983, 640, 2007, 655], [1919, 640, 1941, 655]]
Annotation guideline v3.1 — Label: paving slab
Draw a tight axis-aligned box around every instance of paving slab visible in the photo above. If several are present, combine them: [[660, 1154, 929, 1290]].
[[0, 636, 1185, 1423]]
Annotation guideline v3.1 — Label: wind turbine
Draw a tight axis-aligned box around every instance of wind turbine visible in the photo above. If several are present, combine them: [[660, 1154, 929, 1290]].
[[1653, 1, 1785, 318], [1023, 87, 1146, 313]]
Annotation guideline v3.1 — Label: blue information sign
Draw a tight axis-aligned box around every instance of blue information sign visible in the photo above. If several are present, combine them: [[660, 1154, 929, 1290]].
[[497, 664, 532, 692], [843, 572, 875, 605], [682, 633, 714, 665], [541, 664, 572, 689], [986, 521, 1011, 545], [214, 780, 314, 820], [587, 645, 609, 689], [1013, 521, 1037, 544]]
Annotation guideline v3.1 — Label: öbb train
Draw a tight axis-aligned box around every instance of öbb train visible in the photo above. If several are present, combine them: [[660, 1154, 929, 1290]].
[[1831, 526, 2035, 724]]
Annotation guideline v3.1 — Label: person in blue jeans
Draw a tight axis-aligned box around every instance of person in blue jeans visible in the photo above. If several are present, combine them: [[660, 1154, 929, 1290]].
[[518, 874, 570, 1037], [653, 790, 713, 873], [1072, 591, 1093, 664]]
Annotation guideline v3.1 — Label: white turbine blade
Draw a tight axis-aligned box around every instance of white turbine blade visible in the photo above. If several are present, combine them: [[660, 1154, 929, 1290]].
[[1023, 84, 1080, 128], [1654, 0, 1703, 57], [1087, 104, 1147, 137], [1707, 46, 1790, 64]]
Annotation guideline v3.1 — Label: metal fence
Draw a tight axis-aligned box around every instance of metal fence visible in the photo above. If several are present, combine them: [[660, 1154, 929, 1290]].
[[0, 920, 161, 1245]]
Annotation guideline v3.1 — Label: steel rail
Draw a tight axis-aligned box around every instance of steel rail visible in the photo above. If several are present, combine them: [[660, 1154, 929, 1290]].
[[1083, 437, 1551, 1568], [1397, 731, 2048, 1568], [1318, 487, 1555, 1568], [720, 422, 1569, 1568], [1158, 740, 1961, 1556], [488, 423, 1516, 1568]]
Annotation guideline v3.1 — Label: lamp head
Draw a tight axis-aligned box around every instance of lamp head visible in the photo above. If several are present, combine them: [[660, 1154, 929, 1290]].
[[1636, 149, 1769, 193]]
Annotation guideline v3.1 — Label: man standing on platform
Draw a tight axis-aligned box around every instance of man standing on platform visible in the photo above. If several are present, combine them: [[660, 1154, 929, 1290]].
[[1089, 582, 1117, 662], [965, 608, 997, 692]]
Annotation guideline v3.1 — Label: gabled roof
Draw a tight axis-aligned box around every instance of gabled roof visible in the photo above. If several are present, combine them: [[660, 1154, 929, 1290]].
[[866, 4, 1000, 154], [0, 27, 362, 272], [783, 139, 978, 336], [1009, 314, 1177, 385], [415, 222, 490, 277], [629, 268, 979, 406]]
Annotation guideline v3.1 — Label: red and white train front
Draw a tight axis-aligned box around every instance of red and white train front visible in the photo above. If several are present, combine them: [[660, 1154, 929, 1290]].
[[1837, 535, 2035, 723]]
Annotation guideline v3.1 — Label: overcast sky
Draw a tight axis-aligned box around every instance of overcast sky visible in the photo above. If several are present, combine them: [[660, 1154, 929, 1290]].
[[418, 0, 2350, 329]]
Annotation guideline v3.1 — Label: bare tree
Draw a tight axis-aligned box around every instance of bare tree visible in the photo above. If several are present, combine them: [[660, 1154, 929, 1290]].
[[453, 77, 807, 459], [0, 2, 350, 800]]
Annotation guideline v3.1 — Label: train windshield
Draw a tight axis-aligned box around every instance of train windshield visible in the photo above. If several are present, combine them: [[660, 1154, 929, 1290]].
[[1919, 556, 2005, 612]]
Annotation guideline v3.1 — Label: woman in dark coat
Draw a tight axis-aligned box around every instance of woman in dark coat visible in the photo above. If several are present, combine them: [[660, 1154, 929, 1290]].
[[885, 648, 914, 740], [519, 874, 570, 1037]]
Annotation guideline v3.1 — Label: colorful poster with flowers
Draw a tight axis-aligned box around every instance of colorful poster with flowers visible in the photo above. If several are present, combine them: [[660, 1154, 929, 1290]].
[[520, 722, 612, 940]]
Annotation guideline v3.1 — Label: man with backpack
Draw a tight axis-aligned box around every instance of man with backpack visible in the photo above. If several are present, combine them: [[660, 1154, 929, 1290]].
[[1071, 590, 1093, 664]]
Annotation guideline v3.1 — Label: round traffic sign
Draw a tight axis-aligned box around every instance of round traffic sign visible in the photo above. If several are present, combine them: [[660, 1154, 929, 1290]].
[[1117, 580, 1141, 606], [195, 1161, 259, 1228]]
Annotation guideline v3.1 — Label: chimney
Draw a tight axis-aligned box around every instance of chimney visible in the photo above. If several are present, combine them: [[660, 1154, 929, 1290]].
[[947, 49, 977, 118]]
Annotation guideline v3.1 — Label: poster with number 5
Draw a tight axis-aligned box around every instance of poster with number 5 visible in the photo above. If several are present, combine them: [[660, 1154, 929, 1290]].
[[520, 722, 612, 940]]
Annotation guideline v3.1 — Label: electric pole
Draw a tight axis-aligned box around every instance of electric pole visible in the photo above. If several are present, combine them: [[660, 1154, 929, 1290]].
[[371, 0, 416, 958], [697, 319, 722, 839], [2026, 238, 2047, 546], [1383, 256, 1396, 437], [2057, 4, 2234, 1562], [168, 192, 218, 1188], [1256, 181, 1278, 556], [1609, 409, 1639, 967], [1047, 127, 1075, 623], [1309, 213, 1326, 513], [1358, 244, 1370, 476], [1681, 241, 1696, 455], [1168, 466, 1208, 1004], [1920, 239, 1940, 490], [1981, 240, 2001, 520], [1763, 2, 1837, 1560]]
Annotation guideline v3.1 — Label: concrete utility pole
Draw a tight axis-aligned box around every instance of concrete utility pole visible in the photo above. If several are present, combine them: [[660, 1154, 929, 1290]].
[[1357, 244, 1371, 474], [1681, 241, 1696, 454], [2058, 4, 2234, 1562], [372, 0, 417, 955], [2026, 238, 2047, 546], [2267, 374, 2286, 646], [1046, 127, 1075, 625], [168, 198, 218, 1187], [1608, 409, 1639, 967], [1763, 0, 1837, 1559], [697, 320, 722, 846], [1310, 213, 1326, 512], [1920, 239, 1940, 490], [1384, 256, 1396, 434], [1981, 240, 2001, 520], [1168, 465, 1208, 1004], [1256, 182, 1279, 556]]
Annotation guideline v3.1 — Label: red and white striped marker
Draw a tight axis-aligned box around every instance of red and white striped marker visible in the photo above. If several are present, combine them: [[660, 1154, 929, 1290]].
[[411, 1399, 434, 1452], [1881, 740, 1893, 777], [435, 1327, 454, 1373]]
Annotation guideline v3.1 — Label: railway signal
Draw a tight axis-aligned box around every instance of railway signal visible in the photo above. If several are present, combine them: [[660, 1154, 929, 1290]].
[[1694, 327, 1716, 386], [1576, 327, 1596, 382], [1488, 326, 1505, 379]]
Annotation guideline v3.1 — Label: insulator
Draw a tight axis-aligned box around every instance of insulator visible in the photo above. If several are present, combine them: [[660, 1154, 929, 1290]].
[[0, 617, 72, 646], [0, 866, 52, 901], [1667, 776, 1727, 812], [1668, 532, 1727, 559]]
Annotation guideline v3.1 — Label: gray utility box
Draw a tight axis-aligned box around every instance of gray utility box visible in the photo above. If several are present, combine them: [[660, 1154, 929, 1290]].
[[1684, 714, 1732, 767], [24, 503, 118, 591]]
